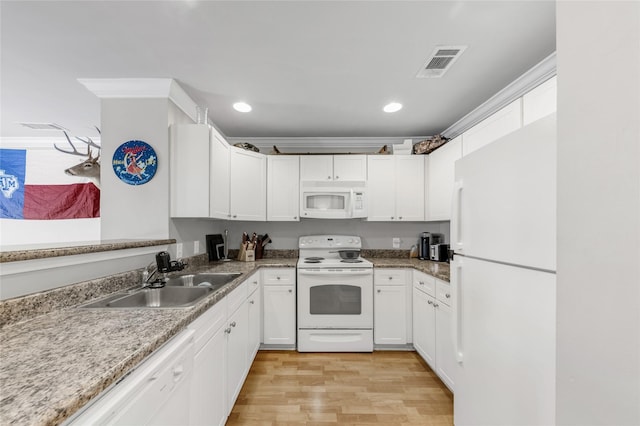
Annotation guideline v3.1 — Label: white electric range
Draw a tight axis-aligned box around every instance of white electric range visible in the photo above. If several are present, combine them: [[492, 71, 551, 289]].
[[296, 235, 374, 352]]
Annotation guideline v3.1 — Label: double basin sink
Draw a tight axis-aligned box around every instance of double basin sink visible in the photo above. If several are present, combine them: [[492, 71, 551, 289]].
[[80, 272, 242, 309]]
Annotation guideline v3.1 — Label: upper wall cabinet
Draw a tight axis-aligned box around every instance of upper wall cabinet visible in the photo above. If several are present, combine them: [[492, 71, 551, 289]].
[[229, 147, 267, 221], [523, 76, 557, 126], [300, 155, 367, 181], [210, 128, 230, 220], [267, 156, 300, 221], [427, 136, 462, 221], [462, 99, 522, 156], [170, 124, 211, 218], [367, 155, 425, 221]]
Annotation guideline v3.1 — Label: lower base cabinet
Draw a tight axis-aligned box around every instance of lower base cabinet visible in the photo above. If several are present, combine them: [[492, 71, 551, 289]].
[[262, 268, 296, 347]]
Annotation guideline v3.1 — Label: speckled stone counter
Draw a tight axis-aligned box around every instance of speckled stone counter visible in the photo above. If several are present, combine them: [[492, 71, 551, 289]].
[[0, 239, 177, 263], [370, 258, 450, 282], [0, 259, 295, 426], [0, 254, 448, 425]]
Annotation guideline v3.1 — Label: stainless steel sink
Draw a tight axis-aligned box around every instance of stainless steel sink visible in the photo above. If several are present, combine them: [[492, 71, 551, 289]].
[[164, 272, 241, 290], [79, 287, 211, 309]]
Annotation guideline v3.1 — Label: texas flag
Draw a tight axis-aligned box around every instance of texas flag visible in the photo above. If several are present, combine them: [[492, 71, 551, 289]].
[[0, 148, 99, 219]]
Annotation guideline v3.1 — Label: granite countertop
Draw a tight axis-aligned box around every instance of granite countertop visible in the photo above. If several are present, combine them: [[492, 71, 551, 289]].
[[0, 259, 295, 426], [0, 239, 177, 263], [0, 255, 448, 425]]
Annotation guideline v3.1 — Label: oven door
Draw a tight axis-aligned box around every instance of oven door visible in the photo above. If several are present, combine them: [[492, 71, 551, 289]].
[[297, 268, 373, 329]]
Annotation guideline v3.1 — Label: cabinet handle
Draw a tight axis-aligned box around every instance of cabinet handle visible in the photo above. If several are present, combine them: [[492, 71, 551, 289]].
[[249, 300, 255, 304], [253, 281, 258, 285], [335, 175, 339, 179], [377, 289, 381, 293], [230, 321, 237, 327], [233, 214, 237, 218], [276, 276, 281, 280], [288, 289, 292, 293], [419, 281, 424, 285], [294, 216, 297, 219], [428, 300, 433, 305], [391, 216, 394, 220], [388, 276, 392, 280], [327, 176, 331, 179], [399, 216, 403, 220], [445, 293, 450, 298], [173, 365, 184, 380], [433, 302, 439, 308], [225, 328, 232, 334]]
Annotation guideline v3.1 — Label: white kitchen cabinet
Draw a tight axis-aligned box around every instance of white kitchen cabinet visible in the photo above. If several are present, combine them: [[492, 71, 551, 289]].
[[170, 124, 210, 218], [226, 282, 249, 415], [262, 268, 296, 348], [427, 136, 462, 221], [523, 76, 557, 125], [434, 279, 456, 392], [210, 128, 231, 220], [462, 99, 522, 156], [67, 330, 195, 426], [188, 298, 227, 426], [367, 155, 425, 221], [300, 155, 367, 181], [229, 147, 267, 221], [267, 155, 300, 221], [247, 273, 262, 362], [374, 269, 411, 346]]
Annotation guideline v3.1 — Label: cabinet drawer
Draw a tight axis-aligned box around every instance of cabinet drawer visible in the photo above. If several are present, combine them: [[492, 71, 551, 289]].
[[262, 268, 295, 286], [436, 279, 452, 306], [413, 270, 436, 297], [189, 298, 227, 354], [227, 280, 248, 314], [246, 271, 260, 296], [374, 269, 408, 286]]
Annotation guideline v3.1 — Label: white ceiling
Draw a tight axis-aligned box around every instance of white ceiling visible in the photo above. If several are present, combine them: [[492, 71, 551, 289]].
[[0, 1, 556, 140]]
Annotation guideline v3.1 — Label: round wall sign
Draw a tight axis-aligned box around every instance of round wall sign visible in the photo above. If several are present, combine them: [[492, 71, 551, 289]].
[[112, 140, 157, 185]]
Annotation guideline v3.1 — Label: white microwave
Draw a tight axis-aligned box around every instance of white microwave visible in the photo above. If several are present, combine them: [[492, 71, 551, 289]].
[[300, 181, 367, 219]]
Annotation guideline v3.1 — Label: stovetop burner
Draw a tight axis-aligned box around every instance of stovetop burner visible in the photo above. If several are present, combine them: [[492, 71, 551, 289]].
[[305, 257, 325, 261], [341, 259, 363, 263]]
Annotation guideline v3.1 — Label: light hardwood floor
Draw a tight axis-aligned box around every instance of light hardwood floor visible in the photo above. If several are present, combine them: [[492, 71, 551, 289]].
[[227, 351, 453, 425]]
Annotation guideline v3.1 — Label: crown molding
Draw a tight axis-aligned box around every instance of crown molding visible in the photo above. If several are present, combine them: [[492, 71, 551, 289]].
[[442, 51, 556, 139], [78, 78, 198, 122]]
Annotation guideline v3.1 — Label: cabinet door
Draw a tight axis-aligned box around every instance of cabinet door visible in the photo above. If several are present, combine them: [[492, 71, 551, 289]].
[[333, 155, 367, 181], [462, 99, 522, 156], [226, 301, 249, 414], [427, 136, 462, 221], [374, 285, 407, 345], [300, 155, 333, 181], [247, 285, 261, 363], [435, 301, 456, 392], [267, 156, 300, 221], [170, 124, 210, 218], [190, 325, 226, 426], [523, 76, 557, 125], [210, 130, 230, 219], [366, 156, 396, 221], [229, 147, 266, 221], [412, 287, 436, 369], [395, 155, 425, 221], [262, 285, 296, 346]]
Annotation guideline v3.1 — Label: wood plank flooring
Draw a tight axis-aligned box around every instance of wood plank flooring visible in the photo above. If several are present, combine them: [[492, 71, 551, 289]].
[[227, 351, 453, 425]]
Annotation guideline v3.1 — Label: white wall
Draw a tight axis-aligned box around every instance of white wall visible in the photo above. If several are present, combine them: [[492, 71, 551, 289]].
[[100, 98, 171, 240], [221, 220, 449, 250], [556, 1, 640, 424]]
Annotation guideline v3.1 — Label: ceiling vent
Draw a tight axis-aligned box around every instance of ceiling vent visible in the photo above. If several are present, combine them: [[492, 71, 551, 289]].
[[19, 122, 67, 131], [416, 45, 467, 78]]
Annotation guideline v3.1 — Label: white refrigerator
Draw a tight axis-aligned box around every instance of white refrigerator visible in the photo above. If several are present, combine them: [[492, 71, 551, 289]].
[[451, 113, 557, 425]]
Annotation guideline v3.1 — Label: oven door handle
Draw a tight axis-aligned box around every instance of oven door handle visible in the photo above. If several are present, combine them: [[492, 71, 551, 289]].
[[298, 269, 373, 276]]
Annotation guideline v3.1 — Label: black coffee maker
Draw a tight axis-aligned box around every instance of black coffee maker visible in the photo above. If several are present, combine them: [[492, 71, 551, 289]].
[[418, 232, 443, 260]]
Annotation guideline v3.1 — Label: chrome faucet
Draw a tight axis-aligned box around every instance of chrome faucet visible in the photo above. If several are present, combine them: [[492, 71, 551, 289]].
[[141, 252, 188, 289]]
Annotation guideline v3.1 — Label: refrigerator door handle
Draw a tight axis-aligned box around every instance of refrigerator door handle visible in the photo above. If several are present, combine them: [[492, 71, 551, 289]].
[[452, 257, 464, 363], [451, 180, 464, 252]]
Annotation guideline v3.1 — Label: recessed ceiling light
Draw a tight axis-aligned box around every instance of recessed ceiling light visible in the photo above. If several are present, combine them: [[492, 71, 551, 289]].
[[383, 102, 403, 113], [233, 102, 252, 113]]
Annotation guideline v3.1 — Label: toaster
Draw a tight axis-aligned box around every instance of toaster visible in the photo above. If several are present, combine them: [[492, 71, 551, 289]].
[[429, 244, 450, 262]]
